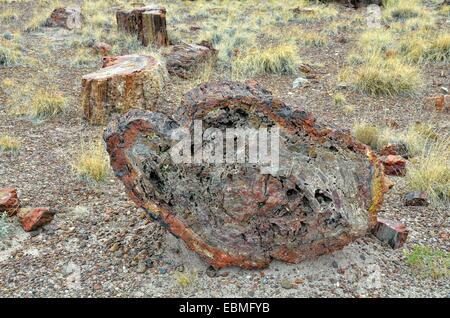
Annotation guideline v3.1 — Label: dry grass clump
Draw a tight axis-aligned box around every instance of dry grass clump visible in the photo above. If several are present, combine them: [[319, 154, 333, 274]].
[[0, 38, 27, 67], [333, 92, 346, 106], [0, 45, 22, 66], [358, 30, 395, 54], [28, 90, 67, 119], [424, 33, 450, 62], [353, 121, 438, 153], [341, 55, 421, 96], [232, 43, 300, 79], [71, 48, 99, 67], [302, 33, 328, 47], [352, 121, 381, 149], [173, 270, 198, 288], [353, 119, 448, 203], [383, 0, 425, 22], [0, 8, 18, 23], [72, 140, 110, 182], [406, 135, 449, 202], [23, 13, 48, 32], [10, 87, 67, 120], [0, 135, 21, 153], [405, 245, 449, 279], [289, 4, 338, 24], [439, 4, 450, 17]]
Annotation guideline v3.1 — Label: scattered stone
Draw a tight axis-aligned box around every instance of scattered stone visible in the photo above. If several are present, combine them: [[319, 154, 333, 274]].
[[299, 63, 314, 74], [82, 54, 166, 125], [190, 25, 201, 31], [92, 42, 112, 55], [104, 80, 385, 269], [176, 265, 184, 272], [45, 7, 83, 30], [385, 119, 399, 129], [291, 7, 316, 15], [17, 208, 55, 232], [135, 262, 147, 273], [165, 42, 218, 79], [116, 6, 168, 47], [372, 217, 408, 249], [0, 188, 20, 217], [159, 268, 167, 274], [430, 94, 450, 112], [404, 191, 429, 207], [380, 155, 406, 176], [145, 258, 154, 268], [109, 242, 120, 252], [365, 4, 382, 29], [331, 260, 339, 269], [280, 279, 295, 289], [206, 266, 217, 278], [292, 76, 308, 88]]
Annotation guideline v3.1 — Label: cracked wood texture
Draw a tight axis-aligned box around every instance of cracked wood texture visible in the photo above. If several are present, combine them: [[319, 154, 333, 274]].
[[104, 81, 385, 269], [81, 54, 165, 125], [116, 6, 168, 47]]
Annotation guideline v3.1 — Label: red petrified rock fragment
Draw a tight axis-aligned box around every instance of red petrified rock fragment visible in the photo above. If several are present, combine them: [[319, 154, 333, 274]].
[[46, 7, 84, 30], [0, 188, 20, 217], [404, 191, 429, 206], [17, 208, 55, 232], [430, 94, 449, 112], [372, 217, 408, 249], [380, 155, 406, 176]]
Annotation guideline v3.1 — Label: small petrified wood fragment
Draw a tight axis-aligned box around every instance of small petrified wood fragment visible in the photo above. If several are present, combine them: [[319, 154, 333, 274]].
[[165, 42, 218, 79], [116, 6, 168, 47], [46, 7, 84, 30], [0, 188, 20, 217], [81, 54, 165, 125], [104, 81, 385, 269], [17, 208, 55, 232], [372, 217, 408, 249]]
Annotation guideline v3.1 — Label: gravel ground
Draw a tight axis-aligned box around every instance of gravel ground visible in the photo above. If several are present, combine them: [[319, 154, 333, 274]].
[[0, 1, 449, 298]]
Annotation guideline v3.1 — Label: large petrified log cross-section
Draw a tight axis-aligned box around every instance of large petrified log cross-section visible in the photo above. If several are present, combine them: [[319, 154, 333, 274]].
[[104, 81, 385, 269]]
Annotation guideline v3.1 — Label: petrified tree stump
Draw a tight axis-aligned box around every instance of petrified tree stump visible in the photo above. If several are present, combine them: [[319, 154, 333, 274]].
[[81, 54, 165, 125], [45, 7, 83, 30], [116, 6, 168, 47], [104, 81, 385, 269], [165, 42, 218, 79]]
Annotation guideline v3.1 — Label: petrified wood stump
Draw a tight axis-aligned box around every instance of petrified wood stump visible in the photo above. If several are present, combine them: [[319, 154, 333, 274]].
[[104, 81, 385, 269], [45, 7, 83, 30], [116, 6, 169, 47], [81, 54, 165, 125], [165, 42, 218, 79]]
